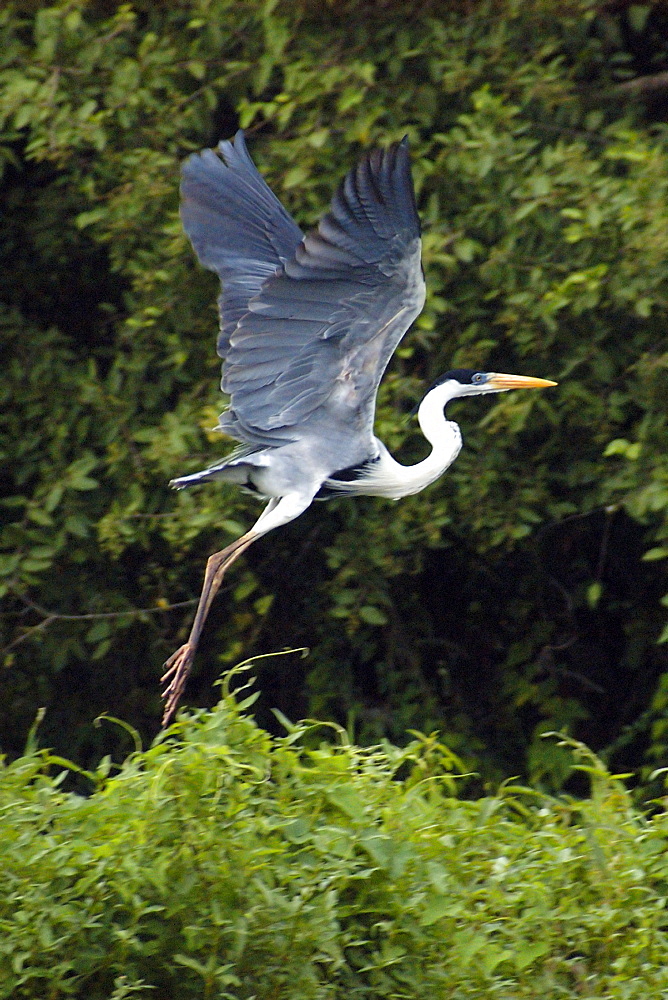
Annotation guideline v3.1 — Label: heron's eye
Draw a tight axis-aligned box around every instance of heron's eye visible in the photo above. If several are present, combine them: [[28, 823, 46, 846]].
[[472, 373, 484, 383]]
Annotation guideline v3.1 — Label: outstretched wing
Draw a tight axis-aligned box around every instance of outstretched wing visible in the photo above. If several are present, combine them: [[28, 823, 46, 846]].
[[180, 131, 303, 356], [181, 133, 425, 449]]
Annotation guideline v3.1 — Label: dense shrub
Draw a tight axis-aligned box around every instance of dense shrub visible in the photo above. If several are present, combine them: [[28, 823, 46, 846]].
[[1, 1, 667, 786], [2, 677, 668, 999]]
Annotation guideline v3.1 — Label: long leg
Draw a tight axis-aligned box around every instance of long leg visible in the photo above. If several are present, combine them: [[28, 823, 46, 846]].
[[161, 494, 311, 725]]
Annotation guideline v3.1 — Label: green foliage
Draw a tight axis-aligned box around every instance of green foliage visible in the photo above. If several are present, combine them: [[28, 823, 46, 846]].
[[1, 0, 667, 785], [2, 684, 668, 999]]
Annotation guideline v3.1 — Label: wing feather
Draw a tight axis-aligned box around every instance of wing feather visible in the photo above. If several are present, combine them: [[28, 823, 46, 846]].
[[180, 132, 425, 449], [220, 137, 425, 443], [180, 131, 303, 356]]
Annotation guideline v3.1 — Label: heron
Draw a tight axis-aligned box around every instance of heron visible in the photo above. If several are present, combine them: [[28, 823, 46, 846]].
[[161, 130, 556, 724]]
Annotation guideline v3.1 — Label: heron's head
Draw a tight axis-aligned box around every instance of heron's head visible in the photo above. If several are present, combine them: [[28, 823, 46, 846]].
[[427, 368, 557, 405]]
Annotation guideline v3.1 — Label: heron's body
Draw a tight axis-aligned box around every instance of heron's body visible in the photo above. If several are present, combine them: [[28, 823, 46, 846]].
[[161, 131, 556, 723], [172, 383, 463, 501]]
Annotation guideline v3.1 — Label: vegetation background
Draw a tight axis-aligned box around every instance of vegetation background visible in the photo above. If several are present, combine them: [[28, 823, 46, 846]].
[[3, 682, 668, 998], [4, 2, 668, 996], [2, 0, 668, 796]]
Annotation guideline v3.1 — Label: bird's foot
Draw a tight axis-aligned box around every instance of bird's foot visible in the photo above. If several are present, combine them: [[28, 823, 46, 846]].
[[161, 643, 195, 726]]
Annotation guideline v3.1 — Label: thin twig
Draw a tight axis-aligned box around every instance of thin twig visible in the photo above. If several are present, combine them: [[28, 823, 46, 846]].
[[2, 593, 197, 657], [609, 72, 668, 98]]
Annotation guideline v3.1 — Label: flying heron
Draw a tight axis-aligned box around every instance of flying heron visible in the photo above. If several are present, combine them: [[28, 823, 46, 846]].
[[161, 131, 556, 724]]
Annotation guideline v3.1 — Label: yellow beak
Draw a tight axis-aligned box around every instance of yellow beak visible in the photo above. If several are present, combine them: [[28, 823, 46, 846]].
[[486, 373, 558, 391]]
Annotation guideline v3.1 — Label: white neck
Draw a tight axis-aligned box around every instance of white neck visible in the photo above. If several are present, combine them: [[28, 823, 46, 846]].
[[333, 382, 463, 500], [403, 383, 463, 495]]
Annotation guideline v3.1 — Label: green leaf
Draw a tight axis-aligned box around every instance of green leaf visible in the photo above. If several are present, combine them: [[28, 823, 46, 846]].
[[642, 548, 668, 562], [628, 5, 651, 34], [586, 581, 602, 608], [420, 894, 457, 926], [359, 605, 388, 626], [326, 785, 365, 822]]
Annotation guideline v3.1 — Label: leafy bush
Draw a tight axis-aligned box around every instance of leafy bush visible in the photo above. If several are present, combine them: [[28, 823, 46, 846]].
[[1, 0, 668, 786], [1, 676, 668, 999]]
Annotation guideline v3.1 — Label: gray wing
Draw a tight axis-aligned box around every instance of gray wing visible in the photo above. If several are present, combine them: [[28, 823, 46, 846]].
[[221, 138, 425, 446], [181, 132, 424, 445], [180, 131, 303, 356]]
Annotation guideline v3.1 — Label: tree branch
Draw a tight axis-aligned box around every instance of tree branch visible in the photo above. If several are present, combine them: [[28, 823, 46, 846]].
[[610, 72, 668, 98]]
